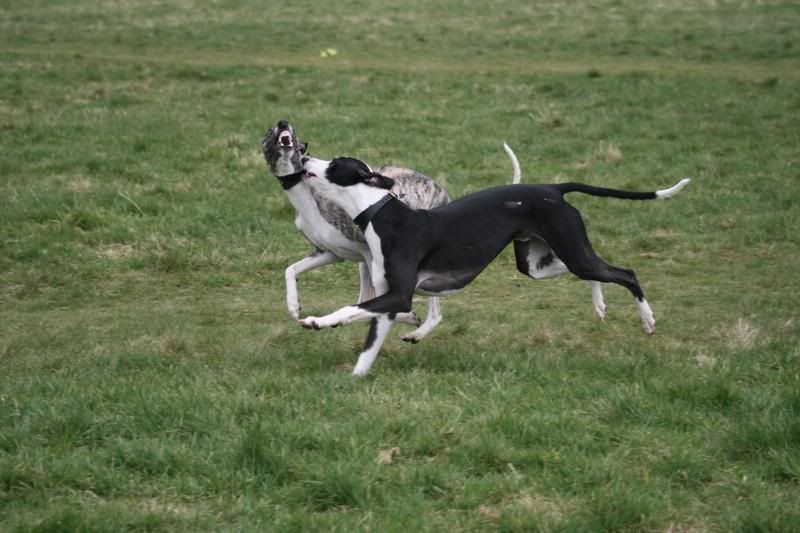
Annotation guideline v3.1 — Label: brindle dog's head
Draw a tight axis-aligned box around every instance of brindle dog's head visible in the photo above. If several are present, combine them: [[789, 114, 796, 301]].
[[261, 119, 308, 177]]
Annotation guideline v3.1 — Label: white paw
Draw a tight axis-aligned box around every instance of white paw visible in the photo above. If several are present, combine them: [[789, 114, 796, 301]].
[[640, 309, 656, 335], [287, 291, 301, 320], [396, 312, 421, 326], [300, 316, 322, 330], [401, 332, 421, 344], [352, 364, 370, 377], [594, 301, 608, 321], [636, 299, 656, 335]]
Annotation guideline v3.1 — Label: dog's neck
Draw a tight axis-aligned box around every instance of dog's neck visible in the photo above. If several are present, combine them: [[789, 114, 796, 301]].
[[323, 184, 391, 221], [274, 154, 302, 186], [275, 169, 304, 190], [353, 192, 396, 232]]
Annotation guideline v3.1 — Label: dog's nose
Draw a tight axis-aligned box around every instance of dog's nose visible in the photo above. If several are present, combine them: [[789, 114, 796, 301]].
[[277, 119, 289, 129], [301, 156, 309, 165]]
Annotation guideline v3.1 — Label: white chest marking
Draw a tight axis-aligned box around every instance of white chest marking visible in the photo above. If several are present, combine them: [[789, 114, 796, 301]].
[[364, 226, 388, 293], [285, 185, 366, 261]]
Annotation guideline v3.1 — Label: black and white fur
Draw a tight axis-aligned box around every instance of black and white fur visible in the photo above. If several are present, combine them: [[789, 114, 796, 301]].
[[262, 120, 522, 342], [300, 156, 690, 376]]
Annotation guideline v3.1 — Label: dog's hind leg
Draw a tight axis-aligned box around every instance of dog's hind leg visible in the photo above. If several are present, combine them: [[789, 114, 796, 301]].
[[514, 239, 568, 279], [591, 281, 607, 320], [514, 240, 607, 320], [538, 205, 655, 334], [401, 296, 442, 343], [572, 260, 652, 333], [285, 250, 342, 319]]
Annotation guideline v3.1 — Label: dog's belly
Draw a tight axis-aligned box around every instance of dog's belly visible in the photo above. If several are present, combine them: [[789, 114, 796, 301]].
[[295, 215, 365, 262], [414, 271, 471, 297]]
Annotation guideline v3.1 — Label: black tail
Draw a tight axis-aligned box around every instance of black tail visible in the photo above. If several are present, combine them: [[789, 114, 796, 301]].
[[554, 182, 657, 201]]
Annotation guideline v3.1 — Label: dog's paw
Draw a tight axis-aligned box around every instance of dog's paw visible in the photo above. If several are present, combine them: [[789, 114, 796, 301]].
[[639, 310, 656, 335], [300, 316, 341, 330], [636, 299, 656, 335], [401, 333, 421, 344], [286, 291, 301, 320], [352, 364, 370, 377], [300, 317, 321, 330], [591, 284, 607, 321], [396, 311, 421, 327], [594, 301, 608, 321]]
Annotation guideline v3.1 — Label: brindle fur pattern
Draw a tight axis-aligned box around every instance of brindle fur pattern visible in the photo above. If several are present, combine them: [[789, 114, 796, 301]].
[[377, 165, 451, 209]]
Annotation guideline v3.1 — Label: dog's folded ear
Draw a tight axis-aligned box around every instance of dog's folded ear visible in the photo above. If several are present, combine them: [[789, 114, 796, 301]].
[[299, 141, 308, 155], [365, 173, 395, 190]]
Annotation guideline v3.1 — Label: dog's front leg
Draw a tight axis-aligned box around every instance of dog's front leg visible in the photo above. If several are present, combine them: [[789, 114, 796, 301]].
[[300, 305, 379, 330], [353, 314, 394, 376], [300, 265, 390, 330], [358, 262, 375, 303], [367, 260, 419, 326], [285, 250, 342, 319]]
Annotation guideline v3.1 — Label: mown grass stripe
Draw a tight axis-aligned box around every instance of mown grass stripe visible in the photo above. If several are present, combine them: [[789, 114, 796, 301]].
[[2, 45, 798, 81]]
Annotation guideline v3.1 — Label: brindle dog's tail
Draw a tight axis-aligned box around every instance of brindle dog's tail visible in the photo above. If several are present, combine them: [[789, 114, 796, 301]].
[[554, 178, 690, 201]]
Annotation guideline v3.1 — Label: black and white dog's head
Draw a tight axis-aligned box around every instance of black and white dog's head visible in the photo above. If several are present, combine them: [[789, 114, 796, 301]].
[[303, 156, 395, 192], [261, 119, 307, 177], [303, 156, 396, 216]]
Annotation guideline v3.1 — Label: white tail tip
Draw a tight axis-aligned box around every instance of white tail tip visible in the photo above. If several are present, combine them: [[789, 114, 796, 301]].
[[656, 178, 691, 199], [503, 142, 522, 184]]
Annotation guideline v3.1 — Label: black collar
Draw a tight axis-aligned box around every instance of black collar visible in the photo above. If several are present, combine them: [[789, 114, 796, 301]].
[[353, 193, 397, 232], [275, 170, 305, 190]]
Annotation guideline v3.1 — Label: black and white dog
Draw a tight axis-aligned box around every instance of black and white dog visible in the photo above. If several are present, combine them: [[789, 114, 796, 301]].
[[262, 120, 521, 342], [300, 156, 690, 376]]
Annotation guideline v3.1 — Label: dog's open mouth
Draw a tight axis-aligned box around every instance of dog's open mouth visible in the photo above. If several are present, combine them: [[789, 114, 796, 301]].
[[278, 130, 293, 149]]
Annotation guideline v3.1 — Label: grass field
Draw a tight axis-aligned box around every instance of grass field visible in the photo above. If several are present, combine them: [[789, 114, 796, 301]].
[[2, 0, 800, 530]]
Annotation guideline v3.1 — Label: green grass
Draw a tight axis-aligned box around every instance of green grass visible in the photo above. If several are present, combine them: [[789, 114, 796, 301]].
[[2, 0, 800, 530]]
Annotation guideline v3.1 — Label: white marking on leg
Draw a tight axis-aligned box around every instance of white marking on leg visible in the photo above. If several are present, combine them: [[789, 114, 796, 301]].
[[402, 297, 442, 343], [353, 314, 394, 376], [284, 251, 341, 319], [358, 262, 375, 303], [534, 258, 568, 279], [365, 235, 419, 325], [301, 305, 379, 329], [592, 282, 607, 320], [523, 240, 568, 280], [637, 298, 656, 335]]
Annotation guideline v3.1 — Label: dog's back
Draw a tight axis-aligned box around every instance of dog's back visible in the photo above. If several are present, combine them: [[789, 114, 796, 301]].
[[377, 166, 450, 209]]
